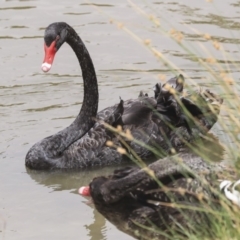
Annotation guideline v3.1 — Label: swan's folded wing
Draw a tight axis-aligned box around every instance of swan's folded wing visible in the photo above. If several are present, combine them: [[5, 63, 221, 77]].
[[122, 97, 157, 126], [57, 123, 119, 168], [96, 98, 134, 122], [97, 96, 156, 126]]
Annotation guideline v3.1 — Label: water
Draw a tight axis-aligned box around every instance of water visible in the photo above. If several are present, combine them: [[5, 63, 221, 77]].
[[1, 0, 240, 239]]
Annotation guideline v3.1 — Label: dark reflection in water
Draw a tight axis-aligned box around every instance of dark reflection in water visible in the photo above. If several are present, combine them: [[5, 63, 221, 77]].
[[25, 163, 136, 240], [85, 209, 107, 240], [25, 163, 136, 192]]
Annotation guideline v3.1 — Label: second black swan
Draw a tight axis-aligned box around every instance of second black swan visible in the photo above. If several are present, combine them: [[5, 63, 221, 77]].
[[83, 151, 237, 240]]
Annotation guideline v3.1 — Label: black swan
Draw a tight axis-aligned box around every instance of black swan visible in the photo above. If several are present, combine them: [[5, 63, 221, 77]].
[[81, 151, 237, 240], [25, 22, 222, 170], [25, 22, 122, 169], [25, 22, 157, 169], [25, 22, 160, 170]]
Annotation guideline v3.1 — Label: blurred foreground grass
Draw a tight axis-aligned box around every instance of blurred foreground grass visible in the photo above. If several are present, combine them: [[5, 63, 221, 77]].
[[89, 0, 240, 239]]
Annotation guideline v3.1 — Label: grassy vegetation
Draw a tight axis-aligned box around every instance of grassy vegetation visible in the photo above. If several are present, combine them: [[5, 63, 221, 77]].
[[89, 0, 240, 239]]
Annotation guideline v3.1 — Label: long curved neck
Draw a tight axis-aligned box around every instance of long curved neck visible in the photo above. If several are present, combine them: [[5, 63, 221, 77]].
[[66, 26, 98, 126], [52, 26, 98, 153], [42, 27, 98, 156]]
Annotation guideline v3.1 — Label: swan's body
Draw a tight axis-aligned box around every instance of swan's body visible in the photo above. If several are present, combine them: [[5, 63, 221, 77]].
[[25, 22, 222, 170], [87, 152, 235, 239]]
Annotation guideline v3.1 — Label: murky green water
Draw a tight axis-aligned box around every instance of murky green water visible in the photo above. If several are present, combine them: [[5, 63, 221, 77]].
[[1, 0, 240, 239]]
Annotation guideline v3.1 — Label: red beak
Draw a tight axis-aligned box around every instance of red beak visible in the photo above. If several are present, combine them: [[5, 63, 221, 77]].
[[78, 186, 91, 196], [41, 40, 57, 72]]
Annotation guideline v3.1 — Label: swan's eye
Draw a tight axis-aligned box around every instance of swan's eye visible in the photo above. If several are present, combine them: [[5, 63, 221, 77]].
[[56, 35, 60, 41]]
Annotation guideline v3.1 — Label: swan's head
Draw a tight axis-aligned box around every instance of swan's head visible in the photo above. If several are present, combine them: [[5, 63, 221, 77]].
[[89, 177, 109, 201], [79, 177, 109, 198], [42, 22, 69, 72]]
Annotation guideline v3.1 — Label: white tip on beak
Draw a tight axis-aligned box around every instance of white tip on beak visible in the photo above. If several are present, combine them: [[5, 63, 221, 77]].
[[78, 186, 90, 196], [41, 62, 52, 72]]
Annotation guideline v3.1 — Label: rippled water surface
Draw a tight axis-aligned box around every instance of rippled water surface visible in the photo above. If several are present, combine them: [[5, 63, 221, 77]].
[[1, 0, 240, 239]]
